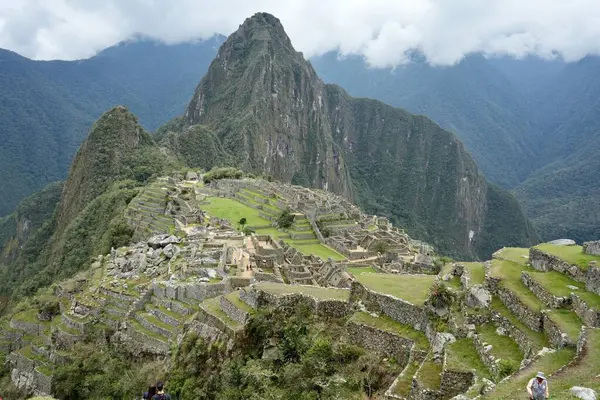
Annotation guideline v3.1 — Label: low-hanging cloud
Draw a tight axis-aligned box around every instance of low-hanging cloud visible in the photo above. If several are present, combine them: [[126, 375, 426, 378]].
[[1, 0, 600, 66]]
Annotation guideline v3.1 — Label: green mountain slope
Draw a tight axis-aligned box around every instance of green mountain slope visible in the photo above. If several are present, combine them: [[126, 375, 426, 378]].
[[0, 38, 221, 218], [164, 13, 539, 259]]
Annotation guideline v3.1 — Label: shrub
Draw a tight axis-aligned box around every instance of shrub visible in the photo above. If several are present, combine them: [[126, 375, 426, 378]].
[[277, 209, 295, 229], [203, 167, 244, 184], [429, 282, 455, 309]]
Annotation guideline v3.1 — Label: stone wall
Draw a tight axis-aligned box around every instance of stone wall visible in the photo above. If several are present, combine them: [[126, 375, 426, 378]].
[[572, 294, 600, 328], [186, 320, 234, 351], [542, 313, 576, 349], [490, 310, 535, 358], [583, 240, 600, 256], [52, 326, 81, 350], [410, 369, 443, 400], [220, 296, 249, 324], [350, 281, 429, 332], [496, 285, 543, 332], [529, 248, 587, 283], [196, 306, 239, 339], [8, 352, 52, 396], [154, 281, 231, 302], [440, 369, 473, 399], [472, 333, 500, 378], [113, 328, 169, 357], [521, 272, 571, 309], [346, 321, 414, 366]]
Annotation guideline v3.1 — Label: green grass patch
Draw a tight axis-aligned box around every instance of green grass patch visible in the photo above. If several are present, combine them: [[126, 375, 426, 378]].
[[494, 247, 530, 266], [350, 312, 428, 350], [529, 271, 600, 308], [226, 291, 254, 314], [463, 262, 486, 285], [490, 259, 543, 311], [346, 266, 377, 276], [255, 282, 350, 301], [490, 297, 549, 351], [535, 244, 600, 271], [200, 297, 241, 329], [128, 319, 169, 342], [393, 359, 422, 396], [546, 309, 582, 343], [446, 276, 462, 290], [200, 197, 270, 228], [488, 347, 575, 399], [285, 241, 345, 261], [477, 324, 523, 369], [146, 303, 187, 322], [353, 273, 435, 305], [36, 364, 54, 376], [416, 355, 442, 390], [140, 312, 176, 333], [446, 338, 491, 379]]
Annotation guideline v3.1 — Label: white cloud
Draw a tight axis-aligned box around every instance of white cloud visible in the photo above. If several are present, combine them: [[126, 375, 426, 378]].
[[1, 0, 600, 66]]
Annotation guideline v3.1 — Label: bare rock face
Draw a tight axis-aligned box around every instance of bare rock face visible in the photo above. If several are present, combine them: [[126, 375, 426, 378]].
[[432, 332, 456, 361], [570, 386, 598, 400], [548, 239, 577, 246]]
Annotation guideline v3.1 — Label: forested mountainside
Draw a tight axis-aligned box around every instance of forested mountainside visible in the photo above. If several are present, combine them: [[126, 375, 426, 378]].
[[0, 37, 221, 217], [163, 12, 538, 259]]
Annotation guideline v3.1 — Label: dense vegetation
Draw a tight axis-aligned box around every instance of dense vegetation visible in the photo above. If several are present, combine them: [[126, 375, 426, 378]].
[[0, 38, 221, 217], [15, 305, 398, 400]]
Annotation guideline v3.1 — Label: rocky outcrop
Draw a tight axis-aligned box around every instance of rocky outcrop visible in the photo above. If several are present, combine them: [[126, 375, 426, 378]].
[[583, 240, 600, 256]]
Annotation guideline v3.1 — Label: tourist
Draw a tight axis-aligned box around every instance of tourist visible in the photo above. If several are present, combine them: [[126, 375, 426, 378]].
[[151, 381, 172, 400], [143, 384, 157, 399], [526, 372, 549, 399]]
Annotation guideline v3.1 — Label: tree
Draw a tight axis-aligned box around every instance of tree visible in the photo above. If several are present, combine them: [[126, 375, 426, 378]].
[[372, 241, 389, 266], [238, 217, 247, 230]]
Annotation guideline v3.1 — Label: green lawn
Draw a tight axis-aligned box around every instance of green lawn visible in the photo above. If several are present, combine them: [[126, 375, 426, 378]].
[[353, 273, 435, 305], [535, 244, 600, 271], [546, 309, 582, 343], [393, 359, 422, 396], [490, 297, 549, 352], [529, 271, 600, 308], [350, 312, 428, 350], [226, 291, 254, 314], [200, 197, 270, 227], [285, 240, 345, 261], [477, 323, 523, 374], [416, 354, 442, 390], [490, 259, 543, 311], [463, 262, 486, 285], [255, 282, 350, 301], [488, 347, 576, 398], [346, 266, 377, 276], [446, 338, 491, 379], [254, 227, 289, 238], [494, 247, 530, 266], [446, 276, 462, 290]]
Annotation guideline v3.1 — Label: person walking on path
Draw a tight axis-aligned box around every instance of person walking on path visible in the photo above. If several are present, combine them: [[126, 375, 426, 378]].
[[527, 372, 549, 399], [151, 381, 172, 400]]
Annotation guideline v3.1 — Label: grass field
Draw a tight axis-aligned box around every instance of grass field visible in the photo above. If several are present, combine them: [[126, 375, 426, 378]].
[[490, 259, 543, 311], [200, 197, 270, 227], [255, 282, 350, 300], [393, 359, 421, 396], [477, 324, 523, 376], [353, 273, 435, 305], [546, 309, 583, 343], [463, 262, 486, 285], [490, 297, 549, 352], [254, 227, 289, 238], [529, 271, 600, 308], [347, 266, 377, 276], [494, 247, 529, 266], [285, 239, 345, 261], [416, 354, 442, 390], [446, 338, 491, 378], [350, 312, 428, 350], [535, 244, 600, 270]]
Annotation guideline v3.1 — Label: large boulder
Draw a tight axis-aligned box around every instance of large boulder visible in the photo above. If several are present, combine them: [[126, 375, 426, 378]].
[[570, 387, 597, 400], [466, 286, 492, 309], [147, 234, 171, 249], [583, 240, 600, 256], [163, 243, 180, 259], [432, 332, 456, 361], [548, 239, 576, 246]]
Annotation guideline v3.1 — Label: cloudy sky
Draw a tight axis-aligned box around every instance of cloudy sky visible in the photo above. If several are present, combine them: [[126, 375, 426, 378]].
[[1, 0, 599, 67]]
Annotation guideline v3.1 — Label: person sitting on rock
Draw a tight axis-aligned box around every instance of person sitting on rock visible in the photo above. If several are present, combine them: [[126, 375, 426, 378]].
[[527, 372, 549, 399], [151, 381, 172, 400]]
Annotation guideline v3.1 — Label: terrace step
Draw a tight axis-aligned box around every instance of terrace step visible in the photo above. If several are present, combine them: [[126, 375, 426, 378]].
[[219, 291, 254, 325], [134, 312, 178, 340], [198, 296, 243, 338], [475, 323, 523, 381], [144, 303, 186, 328]]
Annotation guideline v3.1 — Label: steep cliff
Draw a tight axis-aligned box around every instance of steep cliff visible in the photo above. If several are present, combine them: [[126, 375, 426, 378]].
[[170, 13, 538, 259]]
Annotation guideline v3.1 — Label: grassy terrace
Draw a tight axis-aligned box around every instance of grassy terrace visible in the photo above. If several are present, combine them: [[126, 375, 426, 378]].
[[141, 312, 177, 334], [200, 197, 270, 227], [416, 354, 442, 390], [254, 282, 350, 301], [494, 247, 529, 266], [477, 324, 523, 371], [353, 273, 435, 305], [346, 266, 377, 276], [254, 227, 289, 238], [393, 359, 421, 396], [535, 243, 600, 271], [200, 296, 241, 329], [225, 291, 254, 314], [488, 347, 576, 399], [529, 270, 600, 308], [546, 309, 582, 343], [490, 297, 549, 351], [284, 239, 345, 261], [350, 312, 428, 350], [445, 338, 491, 379], [128, 318, 169, 342], [463, 262, 485, 285], [490, 259, 543, 312], [146, 303, 187, 322]]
